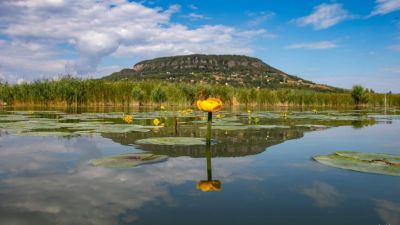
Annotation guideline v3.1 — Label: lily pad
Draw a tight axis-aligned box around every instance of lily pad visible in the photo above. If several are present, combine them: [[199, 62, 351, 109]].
[[89, 153, 168, 168], [200, 124, 290, 131], [136, 137, 209, 146], [313, 151, 400, 176], [0, 114, 30, 122], [15, 131, 76, 137], [209, 125, 249, 131], [296, 124, 329, 128], [247, 125, 290, 129], [93, 124, 151, 133]]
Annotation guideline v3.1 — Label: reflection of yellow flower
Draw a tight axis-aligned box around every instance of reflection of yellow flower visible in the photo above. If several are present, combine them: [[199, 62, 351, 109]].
[[197, 98, 222, 113], [160, 105, 165, 110], [178, 108, 194, 116], [153, 118, 161, 126], [216, 114, 224, 119], [123, 115, 133, 124], [197, 180, 221, 192]]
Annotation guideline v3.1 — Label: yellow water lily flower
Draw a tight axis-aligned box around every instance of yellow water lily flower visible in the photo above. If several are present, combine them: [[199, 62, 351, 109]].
[[160, 105, 165, 110], [196, 98, 222, 113], [185, 108, 193, 113], [123, 115, 133, 124], [216, 114, 224, 119], [153, 118, 161, 126], [312, 109, 318, 114], [197, 180, 221, 192]]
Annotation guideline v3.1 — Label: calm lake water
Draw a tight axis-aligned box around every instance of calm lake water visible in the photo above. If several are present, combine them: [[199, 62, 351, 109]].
[[0, 107, 399, 225]]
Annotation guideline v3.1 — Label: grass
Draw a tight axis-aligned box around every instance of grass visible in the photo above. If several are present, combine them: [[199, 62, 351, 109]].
[[1, 76, 400, 107]]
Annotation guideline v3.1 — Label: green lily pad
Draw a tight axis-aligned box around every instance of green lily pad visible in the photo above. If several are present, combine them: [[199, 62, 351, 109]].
[[200, 124, 290, 131], [209, 125, 248, 131], [191, 120, 243, 126], [295, 124, 329, 128], [0, 120, 63, 134], [313, 151, 400, 176], [247, 125, 290, 129], [136, 137, 208, 146], [15, 131, 76, 137], [90, 153, 168, 168], [92, 124, 151, 133], [0, 114, 30, 122]]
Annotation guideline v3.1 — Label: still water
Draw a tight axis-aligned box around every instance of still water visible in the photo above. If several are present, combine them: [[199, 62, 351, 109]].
[[0, 107, 399, 225]]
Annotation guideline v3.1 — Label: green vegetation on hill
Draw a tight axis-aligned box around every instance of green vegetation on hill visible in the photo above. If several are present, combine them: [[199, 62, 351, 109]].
[[1, 77, 399, 107], [102, 54, 338, 92]]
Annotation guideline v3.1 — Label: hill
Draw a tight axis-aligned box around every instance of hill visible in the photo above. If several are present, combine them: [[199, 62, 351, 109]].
[[102, 54, 337, 91]]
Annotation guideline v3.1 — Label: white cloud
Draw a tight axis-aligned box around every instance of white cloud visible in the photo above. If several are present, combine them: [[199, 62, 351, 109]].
[[294, 3, 352, 30], [0, 39, 68, 82], [184, 13, 211, 21], [286, 41, 338, 50], [246, 11, 275, 27], [113, 25, 267, 57], [188, 4, 198, 10], [371, 0, 400, 16], [0, 0, 266, 82]]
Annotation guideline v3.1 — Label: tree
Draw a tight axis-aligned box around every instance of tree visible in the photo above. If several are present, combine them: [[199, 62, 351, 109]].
[[151, 85, 167, 104], [351, 85, 368, 105], [131, 86, 145, 106]]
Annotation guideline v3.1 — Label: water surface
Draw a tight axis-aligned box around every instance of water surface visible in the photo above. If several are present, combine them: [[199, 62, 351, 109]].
[[0, 108, 399, 225]]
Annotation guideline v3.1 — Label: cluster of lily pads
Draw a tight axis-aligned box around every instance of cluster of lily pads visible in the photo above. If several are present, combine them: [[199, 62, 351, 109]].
[[2, 109, 399, 174], [0, 111, 164, 137], [0, 108, 381, 137]]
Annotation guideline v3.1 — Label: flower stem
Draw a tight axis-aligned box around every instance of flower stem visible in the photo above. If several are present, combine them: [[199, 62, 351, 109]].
[[206, 111, 212, 180]]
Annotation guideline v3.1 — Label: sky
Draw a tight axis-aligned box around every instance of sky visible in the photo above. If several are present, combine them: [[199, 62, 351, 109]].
[[0, 0, 399, 92]]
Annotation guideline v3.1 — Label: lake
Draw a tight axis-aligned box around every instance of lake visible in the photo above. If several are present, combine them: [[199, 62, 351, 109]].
[[0, 107, 399, 225]]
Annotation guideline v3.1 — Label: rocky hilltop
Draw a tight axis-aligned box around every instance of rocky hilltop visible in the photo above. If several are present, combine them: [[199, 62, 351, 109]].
[[103, 54, 335, 91], [132, 54, 276, 73]]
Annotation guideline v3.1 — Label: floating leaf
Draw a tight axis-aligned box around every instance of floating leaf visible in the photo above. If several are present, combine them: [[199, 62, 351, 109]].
[[93, 124, 151, 133], [89, 153, 168, 168], [15, 131, 76, 137], [208, 125, 248, 131], [313, 151, 400, 176], [0, 114, 30, 122], [295, 124, 329, 128], [136, 137, 209, 146], [200, 124, 290, 131], [247, 125, 290, 129]]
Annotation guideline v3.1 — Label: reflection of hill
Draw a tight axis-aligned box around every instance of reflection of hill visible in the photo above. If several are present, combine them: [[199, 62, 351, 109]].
[[101, 125, 308, 157], [101, 116, 377, 157]]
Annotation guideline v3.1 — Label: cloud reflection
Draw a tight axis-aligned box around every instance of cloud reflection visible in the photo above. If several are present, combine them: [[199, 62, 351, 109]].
[[297, 181, 343, 208], [373, 199, 400, 225], [0, 135, 256, 225]]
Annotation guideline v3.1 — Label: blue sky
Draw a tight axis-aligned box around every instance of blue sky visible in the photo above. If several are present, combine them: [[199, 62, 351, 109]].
[[0, 0, 399, 92]]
